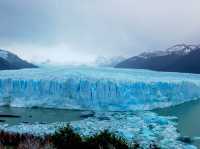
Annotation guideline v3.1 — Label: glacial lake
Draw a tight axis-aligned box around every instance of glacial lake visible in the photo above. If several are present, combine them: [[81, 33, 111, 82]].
[[154, 99, 200, 148], [0, 107, 83, 125]]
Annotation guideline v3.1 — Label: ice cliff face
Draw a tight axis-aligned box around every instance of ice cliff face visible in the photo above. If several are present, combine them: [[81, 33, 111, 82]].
[[0, 66, 200, 111]]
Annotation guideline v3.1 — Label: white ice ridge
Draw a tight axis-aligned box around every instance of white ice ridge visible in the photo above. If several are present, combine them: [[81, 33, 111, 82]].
[[0, 66, 200, 110]]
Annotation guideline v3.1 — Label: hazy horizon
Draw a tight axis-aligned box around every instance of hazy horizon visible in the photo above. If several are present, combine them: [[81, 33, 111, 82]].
[[1, 0, 200, 64]]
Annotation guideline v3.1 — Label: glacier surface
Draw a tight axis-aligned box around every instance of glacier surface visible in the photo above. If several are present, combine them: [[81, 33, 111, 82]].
[[0, 66, 200, 110]]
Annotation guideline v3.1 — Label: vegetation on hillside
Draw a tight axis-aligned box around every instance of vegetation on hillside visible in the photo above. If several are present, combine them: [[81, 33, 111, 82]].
[[0, 126, 161, 149]]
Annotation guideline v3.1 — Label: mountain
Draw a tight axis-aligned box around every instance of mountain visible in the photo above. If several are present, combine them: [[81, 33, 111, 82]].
[[0, 49, 37, 70], [115, 44, 200, 74]]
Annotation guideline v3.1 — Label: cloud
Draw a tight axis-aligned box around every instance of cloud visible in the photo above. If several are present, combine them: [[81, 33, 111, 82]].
[[0, 0, 200, 63]]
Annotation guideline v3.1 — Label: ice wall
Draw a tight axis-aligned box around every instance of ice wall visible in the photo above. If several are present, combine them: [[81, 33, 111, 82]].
[[0, 67, 200, 111]]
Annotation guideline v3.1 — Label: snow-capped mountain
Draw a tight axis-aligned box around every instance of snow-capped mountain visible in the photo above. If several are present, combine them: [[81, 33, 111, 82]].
[[138, 44, 199, 59], [116, 44, 200, 74], [0, 49, 37, 70]]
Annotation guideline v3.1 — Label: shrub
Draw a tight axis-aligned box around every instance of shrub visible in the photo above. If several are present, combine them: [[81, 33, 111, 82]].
[[17, 137, 41, 149], [0, 127, 160, 149], [51, 125, 82, 149], [0, 131, 53, 149], [51, 126, 129, 149], [85, 130, 129, 149], [0, 131, 21, 146], [17, 137, 54, 149]]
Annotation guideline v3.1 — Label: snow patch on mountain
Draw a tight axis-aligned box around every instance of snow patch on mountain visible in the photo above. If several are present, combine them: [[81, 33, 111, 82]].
[[0, 49, 8, 59], [0, 49, 37, 70], [139, 44, 200, 59]]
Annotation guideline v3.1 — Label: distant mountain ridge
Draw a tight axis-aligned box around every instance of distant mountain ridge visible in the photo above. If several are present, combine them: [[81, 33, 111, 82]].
[[94, 56, 126, 67], [0, 49, 37, 70], [115, 44, 200, 74]]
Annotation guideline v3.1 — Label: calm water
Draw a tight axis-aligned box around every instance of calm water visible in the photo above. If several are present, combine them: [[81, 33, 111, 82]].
[[154, 100, 200, 148], [0, 107, 83, 125]]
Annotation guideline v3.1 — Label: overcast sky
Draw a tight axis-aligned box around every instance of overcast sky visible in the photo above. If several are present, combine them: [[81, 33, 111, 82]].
[[0, 0, 200, 64]]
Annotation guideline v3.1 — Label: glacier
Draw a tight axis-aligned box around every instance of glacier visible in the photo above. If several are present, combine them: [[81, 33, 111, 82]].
[[0, 66, 200, 110]]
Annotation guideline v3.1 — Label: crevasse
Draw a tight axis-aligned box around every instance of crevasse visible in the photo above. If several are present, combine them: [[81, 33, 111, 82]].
[[0, 66, 200, 111]]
